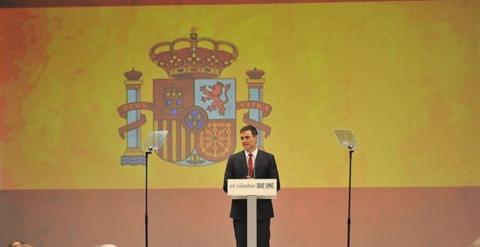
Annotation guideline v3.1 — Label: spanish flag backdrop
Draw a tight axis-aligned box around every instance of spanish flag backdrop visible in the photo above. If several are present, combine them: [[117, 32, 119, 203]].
[[0, 1, 478, 246]]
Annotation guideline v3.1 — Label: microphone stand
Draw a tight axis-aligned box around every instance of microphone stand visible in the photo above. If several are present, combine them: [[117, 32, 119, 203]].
[[145, 147, 153, 247], [346, 146, 354, 247]]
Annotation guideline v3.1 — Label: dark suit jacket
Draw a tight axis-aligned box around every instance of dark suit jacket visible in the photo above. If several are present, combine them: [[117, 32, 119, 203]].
[[223, 149, 281, 220]]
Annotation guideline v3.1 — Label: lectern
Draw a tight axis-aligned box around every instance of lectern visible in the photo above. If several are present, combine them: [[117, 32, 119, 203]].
[[227, 179, 277, 247]]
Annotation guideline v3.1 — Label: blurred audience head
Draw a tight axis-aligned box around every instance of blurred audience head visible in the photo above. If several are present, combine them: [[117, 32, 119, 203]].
[[8, 241, 24, 247], [8, 241, 33, 247], [472, 237, 480, 247], [8, 241, 32, 247]]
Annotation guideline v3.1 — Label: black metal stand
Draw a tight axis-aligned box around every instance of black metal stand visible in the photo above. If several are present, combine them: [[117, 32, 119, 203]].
[[347, 148, 354, 247], [145, 148, 153, 247]]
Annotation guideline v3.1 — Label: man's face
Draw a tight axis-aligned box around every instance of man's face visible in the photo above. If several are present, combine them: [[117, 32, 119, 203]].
[[240, 130, 257, 153]]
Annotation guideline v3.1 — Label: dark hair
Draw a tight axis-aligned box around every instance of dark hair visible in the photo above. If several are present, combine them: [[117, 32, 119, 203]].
[[240, 125, 257, 136]]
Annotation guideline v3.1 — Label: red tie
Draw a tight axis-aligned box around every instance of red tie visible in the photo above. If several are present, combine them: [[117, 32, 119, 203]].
[[248, 153, 254, 178]]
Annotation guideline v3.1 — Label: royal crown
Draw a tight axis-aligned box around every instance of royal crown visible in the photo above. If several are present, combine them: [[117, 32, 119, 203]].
[[123, 68, 143, 80], [149, 28, 238, 79]]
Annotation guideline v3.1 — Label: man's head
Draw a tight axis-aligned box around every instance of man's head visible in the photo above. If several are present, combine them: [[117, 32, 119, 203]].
[[240, 125, 258, 153]]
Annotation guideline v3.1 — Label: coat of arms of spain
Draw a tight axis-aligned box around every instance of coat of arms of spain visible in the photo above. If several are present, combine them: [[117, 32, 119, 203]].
[[117, 28, 272, 166]]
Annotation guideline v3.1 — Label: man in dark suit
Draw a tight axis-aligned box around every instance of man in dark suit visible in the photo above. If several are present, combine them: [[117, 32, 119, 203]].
[[223, 125, 281, 247]]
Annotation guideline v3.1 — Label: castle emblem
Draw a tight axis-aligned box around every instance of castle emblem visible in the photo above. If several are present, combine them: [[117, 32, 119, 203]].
[[117, 28, 272, 166]]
